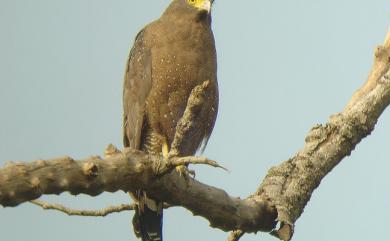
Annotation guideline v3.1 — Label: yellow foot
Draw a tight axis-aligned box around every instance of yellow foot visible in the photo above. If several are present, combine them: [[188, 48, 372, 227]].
[[153, 139, 169, 175]]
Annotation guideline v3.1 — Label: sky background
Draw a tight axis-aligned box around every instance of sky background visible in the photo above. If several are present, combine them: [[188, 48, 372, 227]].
[[0, 1, 389, 241]]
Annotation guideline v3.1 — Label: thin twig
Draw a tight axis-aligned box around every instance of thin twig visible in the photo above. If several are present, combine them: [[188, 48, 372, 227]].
[[170, 156, 229, 171], [30, 200, 135, 217], [30, 199, 173, 217], [156, 156, 229, 176]]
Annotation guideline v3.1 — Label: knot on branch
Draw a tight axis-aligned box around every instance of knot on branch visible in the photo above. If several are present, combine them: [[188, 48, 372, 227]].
[[375, 46, 390, 63], [82, 162, 98, 179], [305, 123, 335, 155], [104, 144, 121, 158]]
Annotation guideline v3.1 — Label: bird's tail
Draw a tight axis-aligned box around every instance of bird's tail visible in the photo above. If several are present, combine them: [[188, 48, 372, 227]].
[[132, 192, 163, 241]]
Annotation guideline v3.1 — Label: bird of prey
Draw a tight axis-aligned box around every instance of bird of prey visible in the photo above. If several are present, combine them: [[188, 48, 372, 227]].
[[123, 0, 218, 240]]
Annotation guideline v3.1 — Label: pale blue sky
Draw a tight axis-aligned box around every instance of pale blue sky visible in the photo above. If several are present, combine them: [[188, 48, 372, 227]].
[[0, 1, 389, 241]]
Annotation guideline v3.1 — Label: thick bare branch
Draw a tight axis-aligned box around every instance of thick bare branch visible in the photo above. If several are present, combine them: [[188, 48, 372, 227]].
[[169, 80, 211, 157], [0, 149, 276, 232], [257, 27, 390, 240]]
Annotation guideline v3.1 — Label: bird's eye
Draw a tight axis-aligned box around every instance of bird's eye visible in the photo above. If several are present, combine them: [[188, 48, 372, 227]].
[[188, 0, 196, 4]]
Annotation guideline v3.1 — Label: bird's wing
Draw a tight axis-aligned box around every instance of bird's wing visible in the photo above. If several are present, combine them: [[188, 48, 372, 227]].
[[123, 29, 152, 149]]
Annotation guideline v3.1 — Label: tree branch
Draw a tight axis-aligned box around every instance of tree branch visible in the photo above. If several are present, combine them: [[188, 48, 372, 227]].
[[30, 200, 136, 217], [256, 27, 390, 240], [30, 199, 172, 216], [0, 150, 277, 232], [169, 80, 212, 157]]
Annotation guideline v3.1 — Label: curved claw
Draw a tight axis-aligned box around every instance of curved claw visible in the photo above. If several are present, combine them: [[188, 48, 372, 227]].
[[175, 165, 196, 180]]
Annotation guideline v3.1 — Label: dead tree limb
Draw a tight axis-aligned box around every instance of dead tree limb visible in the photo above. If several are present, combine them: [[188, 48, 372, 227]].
[[254, 27, 390, 241], [0, 149, 277, 232]]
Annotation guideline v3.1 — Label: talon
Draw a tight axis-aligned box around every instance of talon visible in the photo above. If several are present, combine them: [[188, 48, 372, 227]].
[[176, 165, 190, 186], [188, 169, 196, 178], [175, 165, 196, 179], [175, 165, 186, 176]]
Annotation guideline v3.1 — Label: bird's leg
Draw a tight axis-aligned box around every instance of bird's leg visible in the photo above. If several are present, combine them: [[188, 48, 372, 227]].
[[153, 139, 169, 174], [162, 140, 169, 159], [156, 139, 195, 178]]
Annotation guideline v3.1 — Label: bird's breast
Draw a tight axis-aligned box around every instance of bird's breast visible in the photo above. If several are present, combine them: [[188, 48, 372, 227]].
[[145, 44, 218, 150]]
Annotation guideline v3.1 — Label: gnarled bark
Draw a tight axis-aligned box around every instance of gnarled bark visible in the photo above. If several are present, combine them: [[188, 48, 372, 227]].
[[0, 150, 277, 232], [256, 27, 390, 240]]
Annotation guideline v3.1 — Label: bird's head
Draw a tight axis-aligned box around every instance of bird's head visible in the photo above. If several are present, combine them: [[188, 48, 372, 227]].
[[187, 0, 212, 14], [163, 0, 214, 22]]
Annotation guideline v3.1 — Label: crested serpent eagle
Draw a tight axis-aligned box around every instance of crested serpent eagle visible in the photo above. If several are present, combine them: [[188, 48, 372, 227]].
[[123, 0, 218, 240]]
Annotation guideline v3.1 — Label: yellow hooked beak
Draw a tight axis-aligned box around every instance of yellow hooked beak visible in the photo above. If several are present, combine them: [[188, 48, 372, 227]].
[[199, 0, 211, 13]]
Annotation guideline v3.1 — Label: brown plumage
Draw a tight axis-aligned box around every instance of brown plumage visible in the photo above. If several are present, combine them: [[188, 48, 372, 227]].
[[123, 1, 218, 240]]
